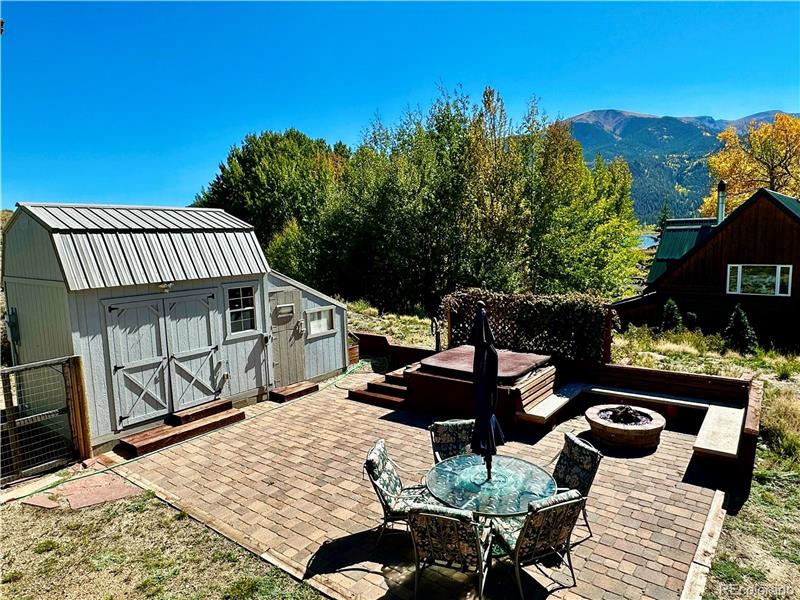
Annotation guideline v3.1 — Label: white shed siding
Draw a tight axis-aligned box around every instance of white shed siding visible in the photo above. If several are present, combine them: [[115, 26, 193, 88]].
[[69, 277, 270, 442], [2, 212, 63, 281], [5, 280, 72, 364]]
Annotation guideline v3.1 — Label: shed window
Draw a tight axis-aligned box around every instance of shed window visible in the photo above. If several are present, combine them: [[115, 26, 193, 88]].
[[726, 265, 792, 297], [227, 286, 256, 333], [306, 307, 335, 338]]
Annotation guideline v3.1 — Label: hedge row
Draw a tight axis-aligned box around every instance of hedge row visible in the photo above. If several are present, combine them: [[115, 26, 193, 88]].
[[439, 288, 608, 362]]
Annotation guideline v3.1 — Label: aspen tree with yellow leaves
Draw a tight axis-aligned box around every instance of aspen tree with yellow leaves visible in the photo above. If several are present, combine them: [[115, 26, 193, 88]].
[[700, 113, 800, 216]]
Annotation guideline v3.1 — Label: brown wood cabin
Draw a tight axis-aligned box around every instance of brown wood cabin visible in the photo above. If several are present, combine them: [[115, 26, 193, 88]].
[[615, 186, 800, 349]]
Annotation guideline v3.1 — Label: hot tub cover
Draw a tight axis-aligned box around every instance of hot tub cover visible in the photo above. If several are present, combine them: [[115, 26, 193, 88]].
[[420, 345, 551, 384]]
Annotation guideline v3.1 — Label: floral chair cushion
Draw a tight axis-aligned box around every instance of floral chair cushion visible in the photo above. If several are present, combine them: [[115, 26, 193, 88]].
[[494, 490, 584, 562], [408, 503, 488, 571], [429, 419, 475, 463], [552, 433, 603, 497], [365, 439, 403, 501], [387, 485, 439, 516]]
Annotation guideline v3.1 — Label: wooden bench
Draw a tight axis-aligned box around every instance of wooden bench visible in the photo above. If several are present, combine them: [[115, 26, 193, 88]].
[[516, 382, 746, 459], [584, 385, 745, 459], [515, 383, 586, 425], [693, 404, 746, 459]]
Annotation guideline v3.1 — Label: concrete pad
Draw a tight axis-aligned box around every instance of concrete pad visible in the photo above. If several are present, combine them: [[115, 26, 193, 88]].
[[21, 494, 60, 509], [54, 472, 141, 509]]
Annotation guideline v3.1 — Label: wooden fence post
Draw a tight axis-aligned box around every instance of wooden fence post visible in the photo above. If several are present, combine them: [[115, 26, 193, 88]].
[[602, 306, 614, 364], [1, 371, 24, 478], [64, 356, 92, 460]]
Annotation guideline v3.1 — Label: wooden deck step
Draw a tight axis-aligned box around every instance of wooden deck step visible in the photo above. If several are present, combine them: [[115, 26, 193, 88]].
[[367, 381, 407, 398], [168, 398, 232, 425], [693, 404, 745, 459], [348, 388, 406, 409], [516, 383, 587, 426], [269, 381, 319, 403], [384, 371, 406, 386], [119, 408, 245, 456]]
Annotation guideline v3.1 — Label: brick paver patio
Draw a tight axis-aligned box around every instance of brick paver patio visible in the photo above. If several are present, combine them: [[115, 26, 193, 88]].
[[119, 371, 721, 600]]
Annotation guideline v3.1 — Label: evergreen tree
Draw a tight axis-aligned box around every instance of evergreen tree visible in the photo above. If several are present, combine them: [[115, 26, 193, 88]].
[[656, 201, 671, 237], [660, 298, 683, 332], [723, 304, 759, 354]]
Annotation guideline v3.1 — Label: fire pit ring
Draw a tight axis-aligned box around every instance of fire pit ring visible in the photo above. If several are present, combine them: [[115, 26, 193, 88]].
[[585, 404, 666, 449]]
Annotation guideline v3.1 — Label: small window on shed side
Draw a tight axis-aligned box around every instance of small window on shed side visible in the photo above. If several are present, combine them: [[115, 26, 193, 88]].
[[306, 307, 335, 338]]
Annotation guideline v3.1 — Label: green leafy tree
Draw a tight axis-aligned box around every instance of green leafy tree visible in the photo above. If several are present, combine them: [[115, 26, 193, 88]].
[[197, 87, 641, 312], [194, 129, 337, 246], [660, 298, 683, 332], [723, 304, 759, 354]]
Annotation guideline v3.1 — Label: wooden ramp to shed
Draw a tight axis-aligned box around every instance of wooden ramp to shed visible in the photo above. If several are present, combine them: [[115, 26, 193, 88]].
[[269, 381, 319, 403], [693, 404, 745, 459]]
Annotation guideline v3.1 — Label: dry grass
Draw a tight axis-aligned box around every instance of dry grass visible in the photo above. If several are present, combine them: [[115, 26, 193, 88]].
[[346, 299, 443, 349], [0, 490, 318, 600]]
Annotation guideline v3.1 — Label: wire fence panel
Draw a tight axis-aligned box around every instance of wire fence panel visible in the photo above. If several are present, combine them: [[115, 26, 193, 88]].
[[1, 356, 86, 486]]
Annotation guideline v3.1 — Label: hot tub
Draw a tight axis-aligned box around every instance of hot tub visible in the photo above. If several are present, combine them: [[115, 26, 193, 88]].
[[419, 345, 551, 384]]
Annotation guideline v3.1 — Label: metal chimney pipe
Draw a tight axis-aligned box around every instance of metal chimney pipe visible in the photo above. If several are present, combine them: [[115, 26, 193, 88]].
[[717, 180, 727, 224]]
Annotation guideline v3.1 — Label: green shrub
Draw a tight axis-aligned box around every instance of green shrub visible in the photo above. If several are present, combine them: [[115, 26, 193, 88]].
[[723, 304, 759, 355], [660, 298, 683, 332], [347, 299, 379, 316], [440, 288, 607, 362]]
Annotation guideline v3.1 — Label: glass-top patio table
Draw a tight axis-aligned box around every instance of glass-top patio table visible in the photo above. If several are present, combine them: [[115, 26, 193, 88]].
[[425, 454, 557, 517]]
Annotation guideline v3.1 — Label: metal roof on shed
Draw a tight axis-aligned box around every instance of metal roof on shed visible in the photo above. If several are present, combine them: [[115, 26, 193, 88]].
[[16, 203, 269, 291]]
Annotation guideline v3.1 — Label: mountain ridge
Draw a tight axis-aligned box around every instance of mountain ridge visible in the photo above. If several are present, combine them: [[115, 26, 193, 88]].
[[567, 109, 794, 223]]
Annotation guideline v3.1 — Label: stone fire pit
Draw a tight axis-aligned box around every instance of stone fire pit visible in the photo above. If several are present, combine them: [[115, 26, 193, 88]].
[[585, 404, 666, 449]]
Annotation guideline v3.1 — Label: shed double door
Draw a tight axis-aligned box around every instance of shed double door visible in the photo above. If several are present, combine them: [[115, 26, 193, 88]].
[[106, 292, 220, 428], [269, 289, 305, 388]]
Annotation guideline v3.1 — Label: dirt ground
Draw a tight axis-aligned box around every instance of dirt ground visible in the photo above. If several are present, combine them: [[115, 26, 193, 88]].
[[0, 489, 318, 600]]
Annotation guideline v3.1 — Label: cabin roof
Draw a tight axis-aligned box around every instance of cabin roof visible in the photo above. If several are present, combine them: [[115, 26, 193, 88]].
[[765, 189, 800, 220], [646, 220, 715, 283], [646, 188, 799, 287], [11, 203, 269, 292]]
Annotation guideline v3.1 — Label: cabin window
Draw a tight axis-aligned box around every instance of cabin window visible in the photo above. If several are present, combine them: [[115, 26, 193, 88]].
[[227, 285, 257, 333], [726, 265, 792, 297], [305, 306, 335, 338]]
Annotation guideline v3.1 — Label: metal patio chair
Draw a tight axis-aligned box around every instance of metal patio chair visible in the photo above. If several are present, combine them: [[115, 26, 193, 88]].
[[551, 432, 603, 537], [364, 439, 442, 544], [428, 418, 475, 463], [408, 503, 493, 599], [493, 489, 585, 596]]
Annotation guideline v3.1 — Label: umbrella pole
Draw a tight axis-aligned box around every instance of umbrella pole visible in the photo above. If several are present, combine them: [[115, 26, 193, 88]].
[[486, 455, 492, 481]]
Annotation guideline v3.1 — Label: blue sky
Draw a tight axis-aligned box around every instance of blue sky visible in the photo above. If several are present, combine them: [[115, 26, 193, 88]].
[[2, 2, 799, 207]]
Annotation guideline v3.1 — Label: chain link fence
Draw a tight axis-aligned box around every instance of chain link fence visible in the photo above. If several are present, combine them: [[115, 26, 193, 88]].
[[1, 355, 91, 486]]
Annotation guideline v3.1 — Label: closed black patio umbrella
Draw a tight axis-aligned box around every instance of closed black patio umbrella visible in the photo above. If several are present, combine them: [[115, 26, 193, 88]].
[[469, 301, 505, 480]]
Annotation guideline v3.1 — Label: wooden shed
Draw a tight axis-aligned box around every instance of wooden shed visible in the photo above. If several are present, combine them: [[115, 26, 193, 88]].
[[1, 203, 348, 447]]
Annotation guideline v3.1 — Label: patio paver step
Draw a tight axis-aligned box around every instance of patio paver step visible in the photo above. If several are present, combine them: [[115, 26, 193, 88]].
[[167, 398, 233, 425], [269, 380, 320, 403], [118, 408, 245, 456]]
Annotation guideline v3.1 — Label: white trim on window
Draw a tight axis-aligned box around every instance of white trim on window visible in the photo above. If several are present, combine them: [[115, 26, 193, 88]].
[[223, 281, 261, 339], [305, 306, 336, 340], [726, 264, 793, 297]]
